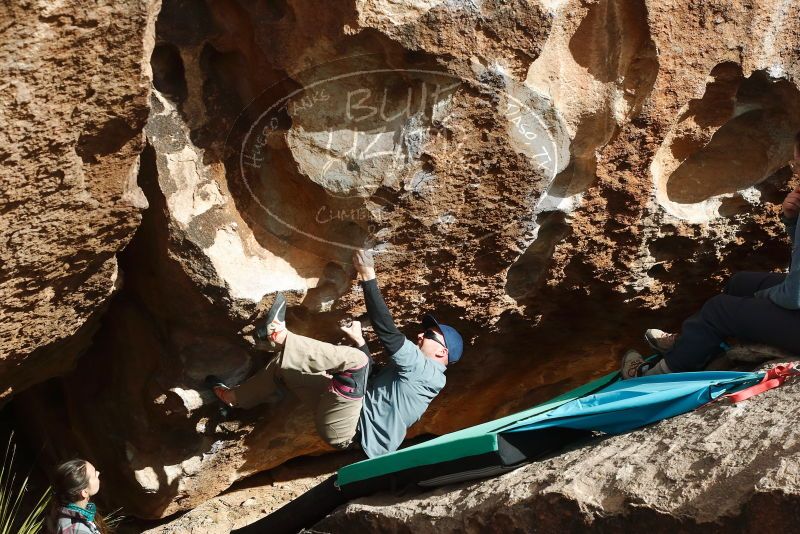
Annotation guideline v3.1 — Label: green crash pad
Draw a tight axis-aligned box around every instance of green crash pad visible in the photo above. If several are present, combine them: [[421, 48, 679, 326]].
[[337, 368, 621, 487]]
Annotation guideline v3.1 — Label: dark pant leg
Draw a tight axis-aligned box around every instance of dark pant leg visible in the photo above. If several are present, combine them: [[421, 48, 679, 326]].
[[664, 271, 787, 372], [724, 272, 786, 297], [665, 293, 800, 372]]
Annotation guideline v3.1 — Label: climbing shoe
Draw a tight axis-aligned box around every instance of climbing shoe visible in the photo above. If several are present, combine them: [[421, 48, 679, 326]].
[[645, 329, 678, 354], [205, 375, 235, 407], [256, 292, 287, 345]]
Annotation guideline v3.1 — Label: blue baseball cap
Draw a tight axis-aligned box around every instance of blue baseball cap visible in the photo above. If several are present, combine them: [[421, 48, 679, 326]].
[[421, 314, 464, 365]]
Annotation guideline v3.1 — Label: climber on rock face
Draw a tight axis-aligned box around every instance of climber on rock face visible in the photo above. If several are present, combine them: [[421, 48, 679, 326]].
[[208, 249, 463, 457], [622, 131, 800, 379], [351, 248, 463, 458]]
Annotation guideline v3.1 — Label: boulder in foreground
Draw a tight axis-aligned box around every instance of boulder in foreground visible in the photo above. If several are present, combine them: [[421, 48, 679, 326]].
[[318, 363, 800, 533]]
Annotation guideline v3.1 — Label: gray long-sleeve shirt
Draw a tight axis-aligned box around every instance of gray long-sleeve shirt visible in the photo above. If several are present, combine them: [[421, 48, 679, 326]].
[[755, 215, 800, 309], [357, 279, 446, 458], [359, 339, 446, 457]]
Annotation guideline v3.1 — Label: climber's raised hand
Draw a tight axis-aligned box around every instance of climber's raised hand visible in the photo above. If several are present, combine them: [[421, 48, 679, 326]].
[[353, 249, 376, 281]]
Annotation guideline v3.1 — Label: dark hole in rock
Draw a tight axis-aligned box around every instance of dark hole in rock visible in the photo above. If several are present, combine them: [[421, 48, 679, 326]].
[[647, 262, 668, 277], [151, 43, 188, 103], [648, 234, 696, 262], [155, 0, 215, 47]]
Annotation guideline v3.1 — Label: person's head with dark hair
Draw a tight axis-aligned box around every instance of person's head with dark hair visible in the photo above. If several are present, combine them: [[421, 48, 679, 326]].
[[46, 459, 108, 534], [53, 460, 99, 504]]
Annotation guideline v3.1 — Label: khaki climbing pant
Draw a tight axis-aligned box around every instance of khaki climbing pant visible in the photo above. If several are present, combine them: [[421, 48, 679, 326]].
[[234, 332, 368, 449]]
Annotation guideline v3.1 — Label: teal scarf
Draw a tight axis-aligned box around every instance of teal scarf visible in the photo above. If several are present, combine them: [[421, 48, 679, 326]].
[[65, 502, 96, 523]]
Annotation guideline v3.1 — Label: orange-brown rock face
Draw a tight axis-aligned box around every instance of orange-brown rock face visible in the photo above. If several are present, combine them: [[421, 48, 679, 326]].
[[5, 0, 800, 521], [0, 0, 161, 400]]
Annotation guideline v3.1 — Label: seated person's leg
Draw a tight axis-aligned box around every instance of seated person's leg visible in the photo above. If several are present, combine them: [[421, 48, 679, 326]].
[[663, 294, 742, 372], [665, 293, 800, 372], [645, 273, 789, 358], [723, 297, 800, 355], [724, 272, 786, 297]]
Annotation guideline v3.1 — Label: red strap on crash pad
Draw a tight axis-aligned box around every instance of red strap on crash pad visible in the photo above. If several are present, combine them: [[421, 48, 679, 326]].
[[724, 363, 800, 403]]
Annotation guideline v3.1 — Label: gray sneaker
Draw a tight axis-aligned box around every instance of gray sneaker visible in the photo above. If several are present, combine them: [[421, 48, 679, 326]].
[[645, 329, 678, 354], [621, 349, 649, 380]]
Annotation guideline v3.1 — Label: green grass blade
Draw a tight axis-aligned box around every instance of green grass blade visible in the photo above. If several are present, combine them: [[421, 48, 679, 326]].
[[16, 487, 50, 534], [0, 434, 51, 534]]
